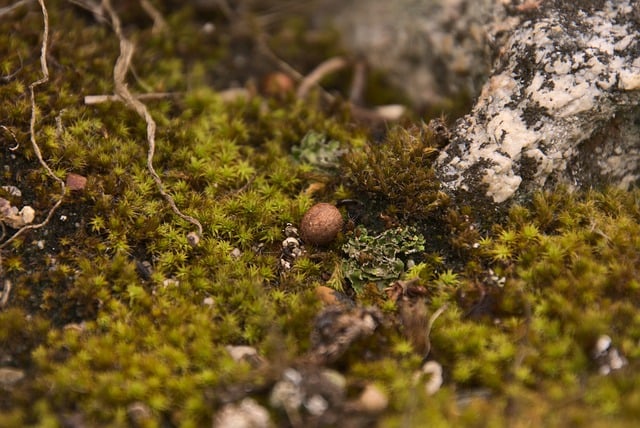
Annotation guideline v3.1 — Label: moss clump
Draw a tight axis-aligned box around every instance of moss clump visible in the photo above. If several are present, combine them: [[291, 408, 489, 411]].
[[342, 123, 449, 223], [423, 187, 640, 424]]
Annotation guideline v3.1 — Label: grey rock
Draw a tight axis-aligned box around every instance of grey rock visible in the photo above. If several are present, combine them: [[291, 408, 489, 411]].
[[269, 366, 346, 425], [438, 0, 640, 203], [313, 0, 640, 204], [213, 398, 272, 428]]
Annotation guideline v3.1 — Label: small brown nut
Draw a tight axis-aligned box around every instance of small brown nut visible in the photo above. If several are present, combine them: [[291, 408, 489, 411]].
[[262, 72, 294, 97], [300, 203, 343, 246]]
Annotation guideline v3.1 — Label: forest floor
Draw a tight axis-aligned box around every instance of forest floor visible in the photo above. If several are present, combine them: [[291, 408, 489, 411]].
[[1, 1, 640, 427]]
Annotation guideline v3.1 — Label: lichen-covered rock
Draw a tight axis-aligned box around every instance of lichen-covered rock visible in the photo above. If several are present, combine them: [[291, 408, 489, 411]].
[[437, 0, 640, 203], [314, 0, 640, 204]]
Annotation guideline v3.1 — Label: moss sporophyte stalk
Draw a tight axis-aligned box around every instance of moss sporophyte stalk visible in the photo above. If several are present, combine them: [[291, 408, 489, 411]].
[[1, 1, 640, 427]]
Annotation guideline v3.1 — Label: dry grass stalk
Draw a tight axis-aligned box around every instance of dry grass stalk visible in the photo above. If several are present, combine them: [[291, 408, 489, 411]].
[[1, 0, 66, 251], [101, 0, 203, 237]]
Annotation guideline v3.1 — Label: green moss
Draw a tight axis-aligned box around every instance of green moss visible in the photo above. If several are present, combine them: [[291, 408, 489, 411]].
[[342, 123, 449, 223], [2, 2, 640, 427]]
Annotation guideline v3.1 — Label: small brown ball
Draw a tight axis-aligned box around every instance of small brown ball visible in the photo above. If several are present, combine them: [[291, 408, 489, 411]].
[[300, 203, 343, 246], [262, 72, 294, 97]]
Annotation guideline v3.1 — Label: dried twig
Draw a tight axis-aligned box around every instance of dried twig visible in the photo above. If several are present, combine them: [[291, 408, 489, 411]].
[[67, 0, 107, 23], [224, 7, 351, 109], [217, 87, 251, 102], [0, 0, 33, 17], [423, 303, 449, 359], [27, 0, 59, 184], [1, 126, 19, 150], [84, 91, 179, 104], [85, 88, 250, 105], [0, 52, 23, 83], [0, 278, 12, 309], [296, 56, 348, 99], [102, 0, 203, 237], [256, 36, 304, 83], [213, 0, 233, 20], [140, 0, 166, 34], [348, 60, 367, 106], [1, 0, 66, 251]]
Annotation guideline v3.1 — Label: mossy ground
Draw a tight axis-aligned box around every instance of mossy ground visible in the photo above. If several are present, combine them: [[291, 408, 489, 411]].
[[1, 1, 640, 427]]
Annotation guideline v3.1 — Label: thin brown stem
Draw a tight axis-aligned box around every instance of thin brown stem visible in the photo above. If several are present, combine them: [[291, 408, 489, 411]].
[[1, 0, 66, 250], [102, 0, 203, 237], [296, 56, 348, 99], [423, 303, 449, 359], [139, 0, 166, 34]]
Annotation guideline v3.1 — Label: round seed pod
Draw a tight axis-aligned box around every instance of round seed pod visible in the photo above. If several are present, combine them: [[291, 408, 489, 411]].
[[300, 203, 343, 246]]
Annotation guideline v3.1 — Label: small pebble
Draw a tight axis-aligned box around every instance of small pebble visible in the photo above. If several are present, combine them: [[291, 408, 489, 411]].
[[19, 206, 35, 225], [186, 231, 200, 247], [0, 367, 25, 386], [201, 22, 215, 34], [213, 398, 272, 428], [270, 370, 303, 411], [320, 369, 347, 392], [66, 173, 87, 191], [226, 345, 258, 362], [594, 334, 612, 356], [1, 185, 21, 197], [304, 394, 329, 416], [354, 383, 388, 413]]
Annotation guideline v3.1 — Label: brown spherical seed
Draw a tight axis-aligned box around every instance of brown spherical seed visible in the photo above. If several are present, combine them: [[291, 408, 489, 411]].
[[300, 203, 343, 246], [262, 72, 294, 97]]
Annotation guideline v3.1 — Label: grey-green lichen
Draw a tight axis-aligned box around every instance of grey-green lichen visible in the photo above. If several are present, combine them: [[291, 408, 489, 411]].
[[291, 131, 346, 172], [342, 225, 426, 293], [1, 1, 640, 427]]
